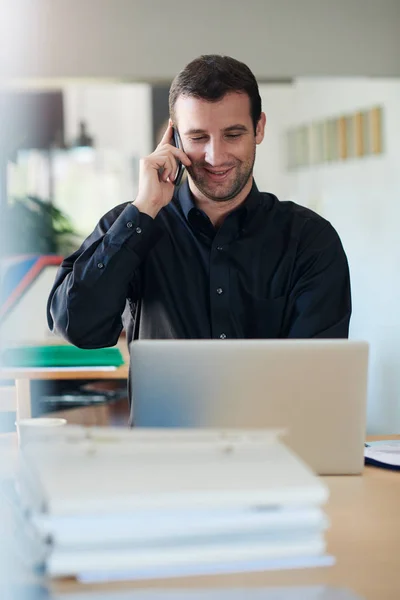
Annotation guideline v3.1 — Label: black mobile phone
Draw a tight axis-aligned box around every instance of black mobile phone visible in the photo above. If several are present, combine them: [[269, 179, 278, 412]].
[[172, 127, 185, 186]]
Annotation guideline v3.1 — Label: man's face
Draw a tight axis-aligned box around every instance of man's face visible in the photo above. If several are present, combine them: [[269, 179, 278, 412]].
[[174, 92, 265, 202]]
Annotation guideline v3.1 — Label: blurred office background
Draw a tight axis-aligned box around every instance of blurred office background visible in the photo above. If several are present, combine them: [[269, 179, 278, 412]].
[[0, 0, 400, 435]]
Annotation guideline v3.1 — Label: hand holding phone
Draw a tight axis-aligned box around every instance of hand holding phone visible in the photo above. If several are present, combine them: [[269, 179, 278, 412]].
[[133, 124, 191, 218]]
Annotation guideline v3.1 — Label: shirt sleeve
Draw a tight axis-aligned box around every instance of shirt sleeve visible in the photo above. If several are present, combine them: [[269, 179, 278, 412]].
[[285, 220, 352, 338], [47, 202, 163, 348]]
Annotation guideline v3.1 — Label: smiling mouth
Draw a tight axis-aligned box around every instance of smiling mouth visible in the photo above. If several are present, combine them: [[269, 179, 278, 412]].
[[204, 167, 234, 180]]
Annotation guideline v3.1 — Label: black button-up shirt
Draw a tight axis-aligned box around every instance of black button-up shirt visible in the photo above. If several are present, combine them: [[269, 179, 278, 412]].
[[47, 179, 351, 351]]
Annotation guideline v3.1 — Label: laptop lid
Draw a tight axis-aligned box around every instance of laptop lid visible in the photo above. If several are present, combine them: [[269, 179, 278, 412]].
[[130, 340, 369, 475]]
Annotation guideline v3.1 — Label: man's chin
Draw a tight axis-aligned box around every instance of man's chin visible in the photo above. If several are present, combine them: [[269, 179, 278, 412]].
[[199, 186, 239, 202], [191, 178, 240, 202], [188, 168, 253, 203]]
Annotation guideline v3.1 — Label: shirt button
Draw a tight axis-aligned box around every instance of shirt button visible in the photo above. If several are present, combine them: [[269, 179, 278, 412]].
[[216, 287, 223, 295], [126, 221, 133, 228], [219, 333, 227, 339], [135, 227, 142, 234], [97, 262, 104, 269], [217, 246, 223, 251]]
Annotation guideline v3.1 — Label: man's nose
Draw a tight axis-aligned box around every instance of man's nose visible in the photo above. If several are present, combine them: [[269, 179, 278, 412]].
[[204, 138, 225, 166]]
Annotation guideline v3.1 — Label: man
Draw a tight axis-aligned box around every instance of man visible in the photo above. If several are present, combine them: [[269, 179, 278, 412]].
[[47, 55, 351, 362]]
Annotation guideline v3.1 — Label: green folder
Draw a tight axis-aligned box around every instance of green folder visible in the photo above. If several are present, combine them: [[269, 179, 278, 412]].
[[1, 345, 124, 368]]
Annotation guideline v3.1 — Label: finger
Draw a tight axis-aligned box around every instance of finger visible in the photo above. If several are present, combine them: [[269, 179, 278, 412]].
[[168, 161, 180, 183], [168, 156, 180, 182], [158, 123, 174, 148], [164, 155, 177, 181], [156, 154, 176, 182], [172, 146, 192, 168], [155, 144, 191, 168], [148, 151, 175, 173]]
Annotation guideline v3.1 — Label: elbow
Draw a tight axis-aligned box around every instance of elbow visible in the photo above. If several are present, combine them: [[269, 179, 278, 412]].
[[68, 330, 121, 350], [53, 314, 122, 349], [47, 288, 122, 349]]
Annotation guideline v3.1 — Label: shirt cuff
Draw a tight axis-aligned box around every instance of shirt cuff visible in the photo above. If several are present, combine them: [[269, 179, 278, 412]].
[[106, 203, 164, 259]]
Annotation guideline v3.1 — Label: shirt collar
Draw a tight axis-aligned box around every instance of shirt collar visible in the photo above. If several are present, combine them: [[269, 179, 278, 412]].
[[177, 178, 262, 222]]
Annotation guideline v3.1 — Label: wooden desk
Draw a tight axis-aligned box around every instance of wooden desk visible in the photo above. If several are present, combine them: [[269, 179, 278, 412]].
[[50, 439, 400, 600], [0, 364, 128, 420], [2, 388, 398, 600]]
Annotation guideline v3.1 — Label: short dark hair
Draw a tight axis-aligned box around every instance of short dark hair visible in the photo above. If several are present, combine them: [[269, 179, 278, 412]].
[[169, 55, 262, 133]]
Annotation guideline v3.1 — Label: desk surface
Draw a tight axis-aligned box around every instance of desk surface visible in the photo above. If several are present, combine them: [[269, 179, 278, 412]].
[[50, 438, 400, 600], [0, 431, 398, 599], [0, 364, 129, 380]]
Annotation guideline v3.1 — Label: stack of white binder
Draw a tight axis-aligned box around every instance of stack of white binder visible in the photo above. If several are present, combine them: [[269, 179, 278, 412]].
[[17, 427, 333, 582]]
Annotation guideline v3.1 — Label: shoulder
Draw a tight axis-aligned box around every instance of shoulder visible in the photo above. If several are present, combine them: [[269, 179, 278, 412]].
[[261, 192, 327, 226], [260, 192, 340, 247]]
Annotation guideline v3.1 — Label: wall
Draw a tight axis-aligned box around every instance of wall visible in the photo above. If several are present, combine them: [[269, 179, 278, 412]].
[[253, 84, 295, 200], [0, 267, 60, 346], [1, 0, 400, 80], [53, 83, 152, 236], [5, 75, 399, 432], [63, 84, 152, 157], [256, 78, 400, 434]]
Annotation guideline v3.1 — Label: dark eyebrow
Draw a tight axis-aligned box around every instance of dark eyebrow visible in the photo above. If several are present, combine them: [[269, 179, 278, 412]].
[[184, 128, 207, 135], [223, 124, 249, 133], [184, 124, 249, 136]]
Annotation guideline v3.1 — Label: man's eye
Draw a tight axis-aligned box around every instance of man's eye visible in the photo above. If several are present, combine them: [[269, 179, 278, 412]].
[[226, 133, 242, 139], [190, 136, 207, 142]]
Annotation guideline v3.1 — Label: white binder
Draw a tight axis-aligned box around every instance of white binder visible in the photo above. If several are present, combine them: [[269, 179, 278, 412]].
[[17, 427, 331, 580], [19, 427, 329, 514]]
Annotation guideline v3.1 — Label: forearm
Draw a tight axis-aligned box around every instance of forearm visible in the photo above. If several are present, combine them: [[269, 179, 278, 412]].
[[47, 203, 162, 348], [48, 248, 135, 348]]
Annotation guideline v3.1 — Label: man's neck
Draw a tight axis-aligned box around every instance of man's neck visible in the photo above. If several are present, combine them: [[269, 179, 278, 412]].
[[188, 177, 253, 228]]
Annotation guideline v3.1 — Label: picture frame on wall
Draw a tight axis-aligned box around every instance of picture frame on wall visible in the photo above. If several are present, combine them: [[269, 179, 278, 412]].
[[362, 110, 372, 155], [325, 119, 339, 162], [370, 106, 384, 154], [345, 115, 356, 159], [286, 127, 310, 170], [354, 111, 365, 157], [285, 106, 384, 170], [296, 126, 310, 168], [338, 116, 347, 160], [310, 122, 323, 165]]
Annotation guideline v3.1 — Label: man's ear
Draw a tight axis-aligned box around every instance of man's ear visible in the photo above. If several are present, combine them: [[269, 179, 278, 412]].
[[255, 112, 266, 145]]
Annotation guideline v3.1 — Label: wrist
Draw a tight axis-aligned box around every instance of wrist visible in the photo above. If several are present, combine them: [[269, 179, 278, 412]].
[[133, 196, 162, 219]]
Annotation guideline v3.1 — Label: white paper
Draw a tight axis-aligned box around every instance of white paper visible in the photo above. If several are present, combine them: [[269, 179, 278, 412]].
[[21, 435, 328, 515], [33, 507, 328, 546], [365, 441, 400, 467], [57, 585, 360, 600], [48, 535, 326, 576], [76, 555, 335, 583]]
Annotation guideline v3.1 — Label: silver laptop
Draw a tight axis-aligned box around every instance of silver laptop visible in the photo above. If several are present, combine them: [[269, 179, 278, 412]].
[[130, 340, 369, 475]]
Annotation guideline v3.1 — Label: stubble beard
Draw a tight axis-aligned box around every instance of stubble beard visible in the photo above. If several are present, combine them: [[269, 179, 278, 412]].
[[187, 147, 256, 203]]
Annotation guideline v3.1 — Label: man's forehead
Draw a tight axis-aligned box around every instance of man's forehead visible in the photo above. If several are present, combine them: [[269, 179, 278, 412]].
[[175, 92, 252, 130]]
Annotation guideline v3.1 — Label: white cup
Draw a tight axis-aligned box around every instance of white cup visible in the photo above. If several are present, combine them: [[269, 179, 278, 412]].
[[16, 417, 67, 446]]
